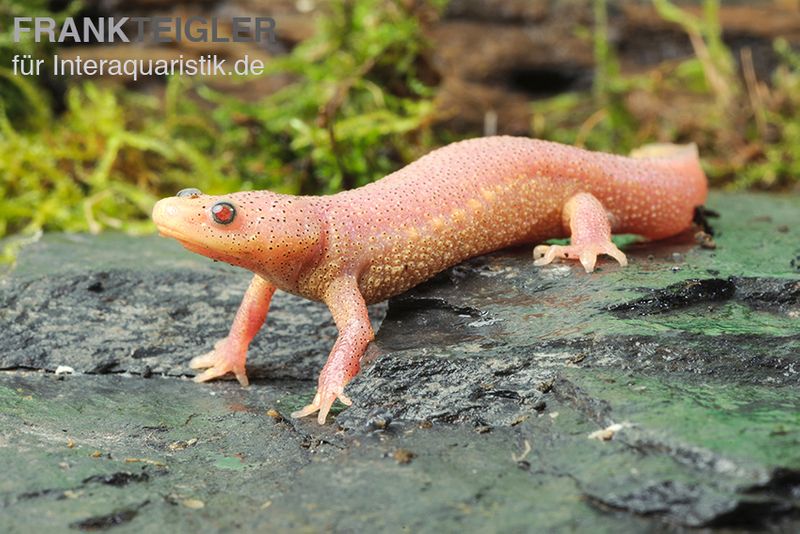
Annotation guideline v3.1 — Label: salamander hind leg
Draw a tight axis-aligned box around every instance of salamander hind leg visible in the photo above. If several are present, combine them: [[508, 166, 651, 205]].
[[533, 192, 627, 273]]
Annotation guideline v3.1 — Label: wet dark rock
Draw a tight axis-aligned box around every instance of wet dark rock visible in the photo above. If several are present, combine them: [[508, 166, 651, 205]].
[[0, 234, 384, 381], [607, 277, 736, 316], [69, 501, 148, 531], [607, 276, 800, 317], [1, 193, 798, 531], [733, 276, 800, 314], [82, 472, 150, 487], [589, 475, 800, 528], [341, 349, 550, 428], [543, 334, 800, 387], [588, 480, 726, 526]]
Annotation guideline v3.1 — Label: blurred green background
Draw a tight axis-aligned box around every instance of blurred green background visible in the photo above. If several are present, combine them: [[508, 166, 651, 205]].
[[1, 0, 799, 262]]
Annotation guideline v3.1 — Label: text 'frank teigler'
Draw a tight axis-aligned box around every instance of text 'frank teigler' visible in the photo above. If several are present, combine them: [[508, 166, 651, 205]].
[[11, 17, 277, 43]]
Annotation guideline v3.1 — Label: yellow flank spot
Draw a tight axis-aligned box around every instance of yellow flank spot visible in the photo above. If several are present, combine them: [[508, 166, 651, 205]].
[[431, 216, 445, 230], [481, 188, 496, 202], [406, 227, 420, 239], [467, 198, 482, 211], [451, 208, 466, 221], [387, 264, 406, 276]]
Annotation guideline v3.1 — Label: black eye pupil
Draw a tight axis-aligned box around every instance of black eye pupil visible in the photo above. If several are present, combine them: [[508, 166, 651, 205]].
[[211, 202, 236, 225]]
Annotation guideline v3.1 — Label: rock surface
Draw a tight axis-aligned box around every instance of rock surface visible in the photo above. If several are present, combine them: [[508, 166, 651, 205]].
[[0, 234, 385, 382], [1, 192, 799, 531]]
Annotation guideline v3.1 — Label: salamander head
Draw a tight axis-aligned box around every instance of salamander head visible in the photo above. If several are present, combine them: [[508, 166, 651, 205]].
[[152, 189, 323, 284]]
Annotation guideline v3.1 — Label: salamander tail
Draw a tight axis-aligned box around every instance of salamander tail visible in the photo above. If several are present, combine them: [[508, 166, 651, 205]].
[[629, 142, 708, 232]]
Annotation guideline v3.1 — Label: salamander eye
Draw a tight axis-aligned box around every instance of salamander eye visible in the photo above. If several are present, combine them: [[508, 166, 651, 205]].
[[211, 202, 236, 225], [177, 188, 202, 198]]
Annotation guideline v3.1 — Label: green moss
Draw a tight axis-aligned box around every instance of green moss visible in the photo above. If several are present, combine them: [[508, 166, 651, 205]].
[[200, 0, 444, 193], [0, 0, 444, 263]]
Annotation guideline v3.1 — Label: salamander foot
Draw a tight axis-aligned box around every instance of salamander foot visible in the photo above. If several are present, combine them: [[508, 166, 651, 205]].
[[190, 339, 250, 387], [533, 242, 627, 273]]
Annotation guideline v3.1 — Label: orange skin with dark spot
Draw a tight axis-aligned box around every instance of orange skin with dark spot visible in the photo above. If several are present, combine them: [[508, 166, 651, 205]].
[[153, 136, 708, 423]]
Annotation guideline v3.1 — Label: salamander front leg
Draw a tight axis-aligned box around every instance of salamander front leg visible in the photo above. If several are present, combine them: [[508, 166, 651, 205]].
[[190, 275, 275, 386], [534, 192, 627, 273], [292, 276, 373, 424]]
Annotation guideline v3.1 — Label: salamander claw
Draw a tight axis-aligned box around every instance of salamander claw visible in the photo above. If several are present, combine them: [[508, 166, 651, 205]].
[[533, 244, 559, 266], [291, 384, 352, 424], [189, 340, 249, 387]]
